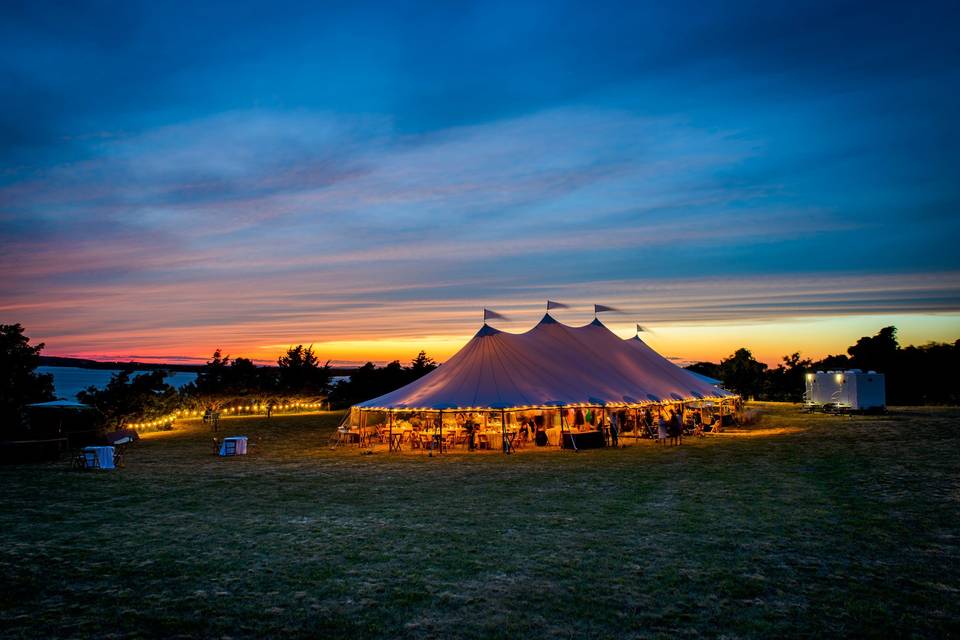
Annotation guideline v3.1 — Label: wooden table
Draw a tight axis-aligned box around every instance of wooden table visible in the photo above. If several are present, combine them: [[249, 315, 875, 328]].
[[389, 432, 404, 452]]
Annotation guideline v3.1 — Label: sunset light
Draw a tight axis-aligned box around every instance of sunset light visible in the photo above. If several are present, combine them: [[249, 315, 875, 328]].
[[2, 2, 959, 637]]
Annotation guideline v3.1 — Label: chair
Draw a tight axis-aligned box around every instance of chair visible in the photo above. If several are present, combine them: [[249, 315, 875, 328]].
[[420, 432, 436, 453], [73, 449, 100, 470], [645, 422, 658, 439], [113, 445, 126, 468]]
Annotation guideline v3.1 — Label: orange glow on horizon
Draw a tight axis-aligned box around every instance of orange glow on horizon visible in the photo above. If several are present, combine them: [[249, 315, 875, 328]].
[[40, 312, 960, 368]]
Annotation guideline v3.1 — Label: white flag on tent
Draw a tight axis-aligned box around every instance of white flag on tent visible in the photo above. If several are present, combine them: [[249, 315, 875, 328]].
[[546, 300, 569, 310], [483, 308, 509, 322]]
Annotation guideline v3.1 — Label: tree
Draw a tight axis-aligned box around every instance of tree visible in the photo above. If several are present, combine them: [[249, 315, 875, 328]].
[[847, 326, 898, 372], [764, 352, 812, 402], [180, 349, 233, 410], [277, 345, 331, 395], [685, 326, 958, 405], [194, 348, 231, 395], [813, 353, 850, 371], [327, 352, 439, 409], [181, 350, 284, 410], [410, 350, 438, 377], [228, 357, 265, 396], [718, 348, 768, 399], [686, 361, 721, 381], [0, 323, 55, 430], [78, 370, 179, 429]]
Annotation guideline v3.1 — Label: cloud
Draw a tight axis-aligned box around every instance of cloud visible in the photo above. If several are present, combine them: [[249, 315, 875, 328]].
[[1, 106, 957, 361], [1, 107, 763, 275]]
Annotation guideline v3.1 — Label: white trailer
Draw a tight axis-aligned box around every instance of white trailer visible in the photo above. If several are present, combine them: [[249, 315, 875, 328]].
[[804, 369, 886, 411]]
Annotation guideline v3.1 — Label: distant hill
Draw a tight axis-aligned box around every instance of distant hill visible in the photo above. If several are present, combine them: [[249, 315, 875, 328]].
[[39, 355, 205, 372], [39, 355, 357, 377]]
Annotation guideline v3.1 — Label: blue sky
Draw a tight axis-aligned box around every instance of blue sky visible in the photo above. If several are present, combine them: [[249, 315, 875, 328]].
[[1, 0, 958, 364]]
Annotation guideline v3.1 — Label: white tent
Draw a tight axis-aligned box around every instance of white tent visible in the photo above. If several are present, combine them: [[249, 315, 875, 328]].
[[686, 370, 724, 386], [355, 314, 734, 412]]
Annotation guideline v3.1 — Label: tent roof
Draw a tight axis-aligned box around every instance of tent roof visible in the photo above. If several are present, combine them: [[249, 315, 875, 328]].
[[355, 315, 734, 410], [26, 400, 94, 410], [686, 370, 724, 386]]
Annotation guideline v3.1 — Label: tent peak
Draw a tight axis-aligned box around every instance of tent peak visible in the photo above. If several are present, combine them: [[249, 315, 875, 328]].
[[475, 323, 502, 337], [537, 313, 559, 325]]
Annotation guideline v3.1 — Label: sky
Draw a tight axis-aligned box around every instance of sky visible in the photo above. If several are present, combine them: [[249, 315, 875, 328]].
[[1, 0, 958, 367]]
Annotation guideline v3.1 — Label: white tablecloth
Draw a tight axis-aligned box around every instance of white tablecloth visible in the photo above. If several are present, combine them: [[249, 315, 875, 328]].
[[219, 436, 248, 456], [544, 427, 562, 446], [83, 446, 115, 469]]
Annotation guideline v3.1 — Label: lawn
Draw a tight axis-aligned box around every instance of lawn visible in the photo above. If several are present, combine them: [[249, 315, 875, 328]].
[[1, 403, 958, 639]]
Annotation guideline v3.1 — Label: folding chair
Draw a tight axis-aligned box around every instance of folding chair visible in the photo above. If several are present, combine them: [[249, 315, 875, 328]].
[[443, 433, 459, 451], [73, 449, 100, 470], [113, 445, 126, 468], [420, 432, 436, 453], [222, 439, 238, 456]]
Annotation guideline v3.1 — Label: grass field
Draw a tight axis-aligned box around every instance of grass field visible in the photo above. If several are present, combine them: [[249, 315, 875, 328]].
[[1, 403, 958, 639]]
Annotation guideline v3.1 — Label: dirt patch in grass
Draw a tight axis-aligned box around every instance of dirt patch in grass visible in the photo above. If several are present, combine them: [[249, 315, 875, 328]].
[[1, 404, 958, 638]]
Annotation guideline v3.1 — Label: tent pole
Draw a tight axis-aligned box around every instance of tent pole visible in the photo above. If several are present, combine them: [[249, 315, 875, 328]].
[[601, 406, 606, 447], [561, 406, 577, 452], [558, 405, 565, 450], [438, 410, 443, 455], [679, 402, 684, 445], [500, 409, 508, 454], [389, 411, 394, 453], [484, 411, 488, 447]]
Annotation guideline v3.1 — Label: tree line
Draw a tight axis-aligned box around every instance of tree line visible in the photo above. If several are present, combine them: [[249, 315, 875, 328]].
[[76, 345, 342, 428], [686, 326, 959, 404], [1, 322, 441, 431], [2, 322, 957, 434]]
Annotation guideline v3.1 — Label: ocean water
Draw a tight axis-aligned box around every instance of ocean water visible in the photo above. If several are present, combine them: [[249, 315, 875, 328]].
[[38, 366, 198, 401]]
